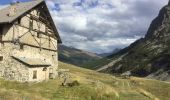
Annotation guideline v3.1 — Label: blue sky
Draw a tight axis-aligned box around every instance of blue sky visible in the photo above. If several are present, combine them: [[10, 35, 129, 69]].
[[0, 0, 29, 4], [0, 0, 169, 53]]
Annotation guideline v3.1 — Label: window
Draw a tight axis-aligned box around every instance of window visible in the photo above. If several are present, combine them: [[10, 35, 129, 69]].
[[0, 25, 3, 33], [43, 67, 47, 71], [49, 68, 53, 79], [0, 25, 3, 42], [0, 56, 3, 61], [37, 32, 42, 38], [29, 20, 33, 30], [49, 73, 53, 79], [33, 70, 37, 79], [20, 44, 24, 50], [11, 71, 15, 78], [18, 18, 21, 24], [0, 71, 2, 77], [0, 35, 2, 42], [52, 55, 55, 60]]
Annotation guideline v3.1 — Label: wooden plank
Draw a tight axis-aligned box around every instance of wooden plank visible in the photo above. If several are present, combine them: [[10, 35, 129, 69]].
[[2, 40, 57, 51], [14, 23, 57, 39], [29, 14, 53, 29]]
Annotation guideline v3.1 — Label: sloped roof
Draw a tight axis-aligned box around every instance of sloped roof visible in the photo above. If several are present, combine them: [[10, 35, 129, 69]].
[[0, 0, 43, 23], [0, 0, 62, 43], [12, 56, 51, 67]]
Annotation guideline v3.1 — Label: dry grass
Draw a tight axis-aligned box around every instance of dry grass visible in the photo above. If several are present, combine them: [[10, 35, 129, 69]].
[[0, 61, 169, 100], [138, 88, 159, 100]]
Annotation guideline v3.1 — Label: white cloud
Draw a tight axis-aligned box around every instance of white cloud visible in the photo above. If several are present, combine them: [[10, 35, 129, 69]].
[[1, 0, 169, 53], [46, 0, 55, 9], [46, 0, 169, 53], [62, 15, 87, 31]]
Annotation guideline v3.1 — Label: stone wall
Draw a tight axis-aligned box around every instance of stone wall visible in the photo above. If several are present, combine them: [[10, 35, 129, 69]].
[[0, 4, 59, 82], [0, 43, 58, 82], [28, 67, 49, 82], [0, 43, 29, 82]]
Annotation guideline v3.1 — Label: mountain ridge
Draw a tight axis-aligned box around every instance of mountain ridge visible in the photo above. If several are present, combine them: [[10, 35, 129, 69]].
[[97, 1, 170, 81], [99, 48, 121, 57], [58, 45, 102, 66]]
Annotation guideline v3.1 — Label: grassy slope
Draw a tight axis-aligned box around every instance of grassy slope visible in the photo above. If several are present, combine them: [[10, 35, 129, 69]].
[[0, 62, 169, 100], [80, 58, 112, 69], [58, 45, 101, 67]]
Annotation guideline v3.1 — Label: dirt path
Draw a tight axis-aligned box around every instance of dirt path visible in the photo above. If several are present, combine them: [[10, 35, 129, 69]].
[[118, 79, 160, 100], [96, 54, 127, 72], [138, 88, 160, 100]]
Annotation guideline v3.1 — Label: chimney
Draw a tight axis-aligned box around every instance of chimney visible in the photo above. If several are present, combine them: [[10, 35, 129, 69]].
[[7, 1, 20, 17], [7, 6, 17, 17]]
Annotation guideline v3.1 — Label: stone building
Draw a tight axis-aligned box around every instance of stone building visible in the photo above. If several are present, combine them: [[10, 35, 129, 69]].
[[0, 0, 62, 82]]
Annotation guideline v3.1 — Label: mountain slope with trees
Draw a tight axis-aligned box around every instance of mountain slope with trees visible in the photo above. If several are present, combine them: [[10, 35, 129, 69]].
[[58, 45, 102, 66]]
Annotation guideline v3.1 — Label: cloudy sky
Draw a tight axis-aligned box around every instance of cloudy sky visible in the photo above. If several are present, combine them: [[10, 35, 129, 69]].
[[0, 0, 169, 53]]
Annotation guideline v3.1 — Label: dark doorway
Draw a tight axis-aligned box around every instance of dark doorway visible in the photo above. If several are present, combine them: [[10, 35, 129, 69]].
[[33, 70, 37, 79]]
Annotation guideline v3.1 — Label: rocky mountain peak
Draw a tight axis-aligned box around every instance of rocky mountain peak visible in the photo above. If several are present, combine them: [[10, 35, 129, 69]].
[[97, 1, 170, 81], [145, 1, 170, 39]]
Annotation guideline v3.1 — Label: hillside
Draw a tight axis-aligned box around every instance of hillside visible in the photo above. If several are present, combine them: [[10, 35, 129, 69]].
[[58, 45, 102, 66], [0, 61, 170, 100], [80, 57, 112, 69], [99, 48, 121, 57], [96, 1, 170, 81], [81, 49, 121, 69]]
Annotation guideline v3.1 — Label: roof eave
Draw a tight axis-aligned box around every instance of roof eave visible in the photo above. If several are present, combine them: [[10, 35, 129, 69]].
[[42, 2, 62, 43], [0, 0, 62, 43]]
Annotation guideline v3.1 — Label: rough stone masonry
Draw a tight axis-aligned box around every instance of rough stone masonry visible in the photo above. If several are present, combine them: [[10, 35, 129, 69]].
[[0, 0, 62, 82]]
